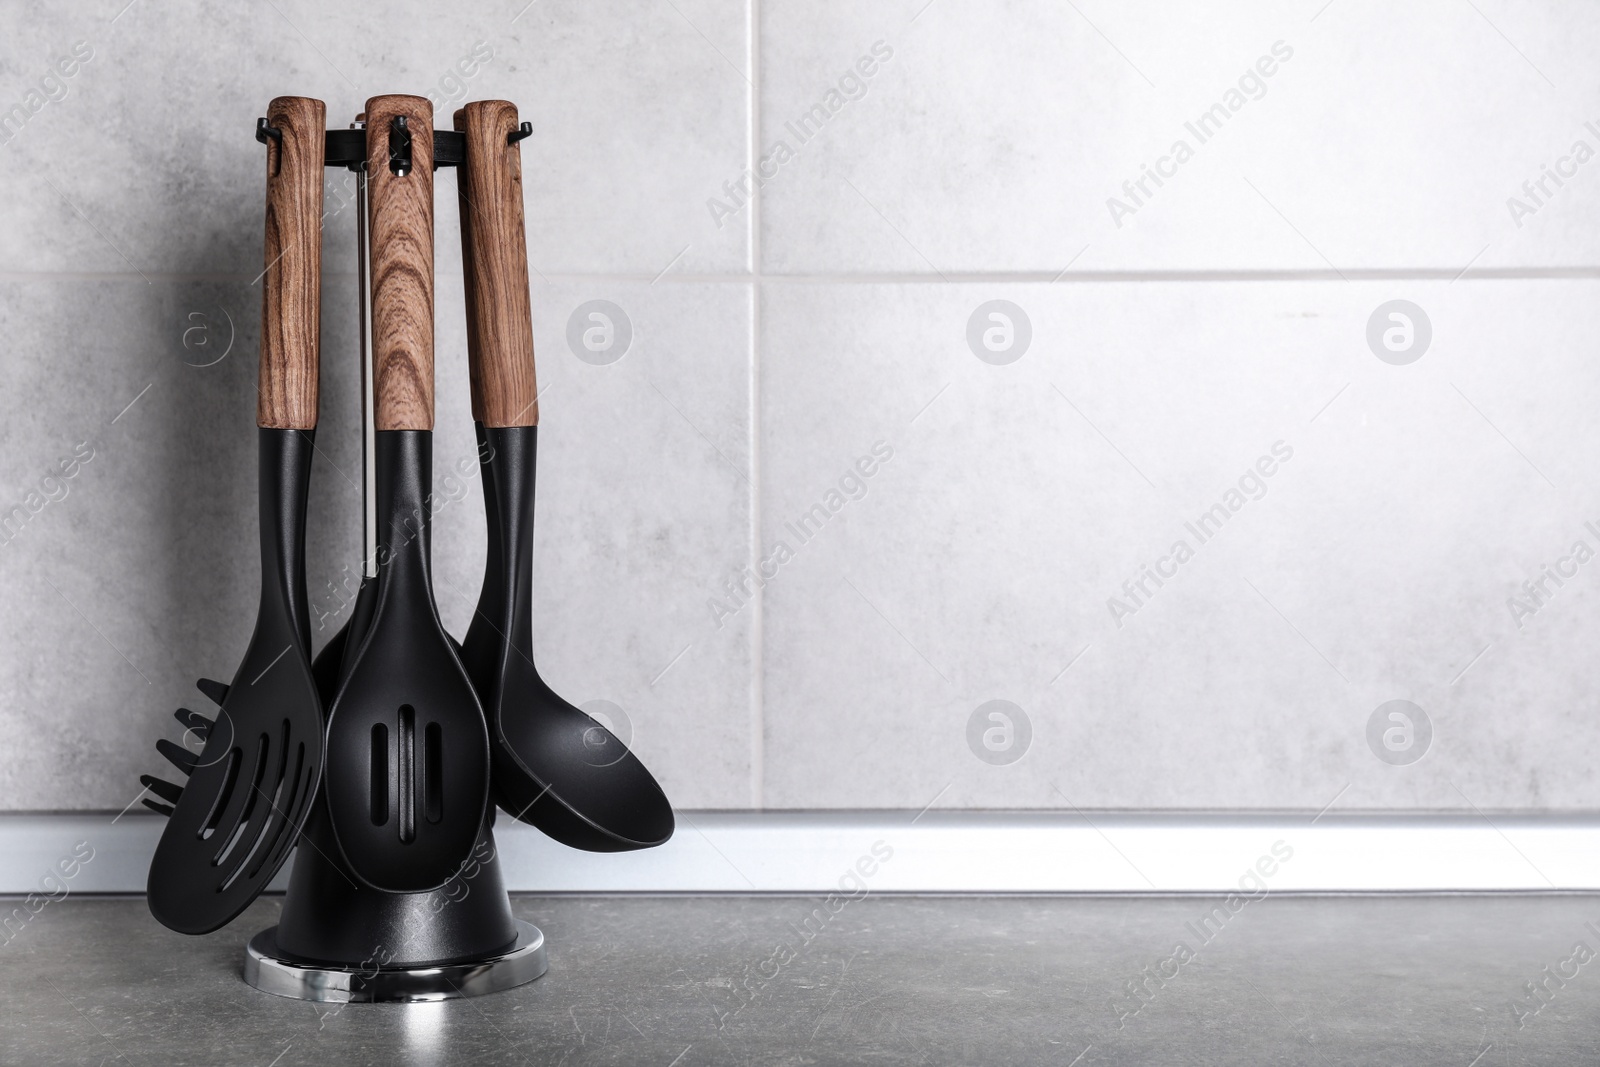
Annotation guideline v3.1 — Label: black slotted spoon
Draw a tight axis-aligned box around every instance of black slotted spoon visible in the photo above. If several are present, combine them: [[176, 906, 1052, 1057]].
[[321, 95, 489, 893]]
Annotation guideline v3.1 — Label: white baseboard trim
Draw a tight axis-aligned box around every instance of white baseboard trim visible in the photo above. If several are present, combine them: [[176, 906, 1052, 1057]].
[[5, 812, 1600, 896]]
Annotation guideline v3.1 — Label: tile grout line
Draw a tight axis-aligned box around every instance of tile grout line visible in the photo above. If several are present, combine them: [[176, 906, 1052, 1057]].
[[748, 0, 765, 812]]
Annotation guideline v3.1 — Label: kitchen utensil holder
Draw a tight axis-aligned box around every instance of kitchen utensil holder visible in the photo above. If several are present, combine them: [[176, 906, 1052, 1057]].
[[241, 118, 546, 1004]]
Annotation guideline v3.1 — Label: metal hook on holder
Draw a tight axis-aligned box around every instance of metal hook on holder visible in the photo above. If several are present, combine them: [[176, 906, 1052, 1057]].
[[256, 118, 284, 176], [508, 121, 532, 146]]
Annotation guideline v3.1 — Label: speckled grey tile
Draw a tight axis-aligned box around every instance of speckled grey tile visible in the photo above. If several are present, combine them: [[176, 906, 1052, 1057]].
[[758, 279, 1600, 810], [0, 276, 753, 811], [0, 275, 303, 816], [758, 0, 1600, 273], [3, 895, 1600, 1064], [484, 280, 756, 810], [0, 0, 749, 276]]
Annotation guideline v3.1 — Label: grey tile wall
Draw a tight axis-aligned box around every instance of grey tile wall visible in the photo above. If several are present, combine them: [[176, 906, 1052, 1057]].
[[1, 0, 1596, 813], [758, 280, 1600, 810]]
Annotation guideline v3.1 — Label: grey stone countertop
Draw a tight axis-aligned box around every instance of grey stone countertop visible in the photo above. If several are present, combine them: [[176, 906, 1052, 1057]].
[[2, 894, 1597, 1065]]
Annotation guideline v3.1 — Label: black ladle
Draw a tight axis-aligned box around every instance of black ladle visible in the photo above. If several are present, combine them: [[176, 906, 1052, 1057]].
[[453, 100, 673, 851]]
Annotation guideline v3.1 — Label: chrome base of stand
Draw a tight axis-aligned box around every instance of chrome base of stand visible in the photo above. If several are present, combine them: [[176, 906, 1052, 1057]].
[[243, 919, 547, 1003]]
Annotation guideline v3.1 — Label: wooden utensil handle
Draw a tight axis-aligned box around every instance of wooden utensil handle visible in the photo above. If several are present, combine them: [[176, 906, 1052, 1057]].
[[455, 101, 538, 428], [365, 95, 435, 431], [259, 96, 325, 430], [456, 123, 484, 425]]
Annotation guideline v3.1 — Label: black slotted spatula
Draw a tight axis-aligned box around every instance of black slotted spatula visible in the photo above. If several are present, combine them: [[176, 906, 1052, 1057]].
[[143, 97, 328, 935]]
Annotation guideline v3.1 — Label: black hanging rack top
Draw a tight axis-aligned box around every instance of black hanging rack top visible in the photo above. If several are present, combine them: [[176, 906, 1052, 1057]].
[[322, 127, 465, 169], [256, 118, 532, 169]]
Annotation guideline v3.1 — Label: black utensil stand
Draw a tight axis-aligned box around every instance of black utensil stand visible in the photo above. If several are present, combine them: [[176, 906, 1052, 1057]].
[[242, 119, 545, 1003], [245, 803, 545, 1002]]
